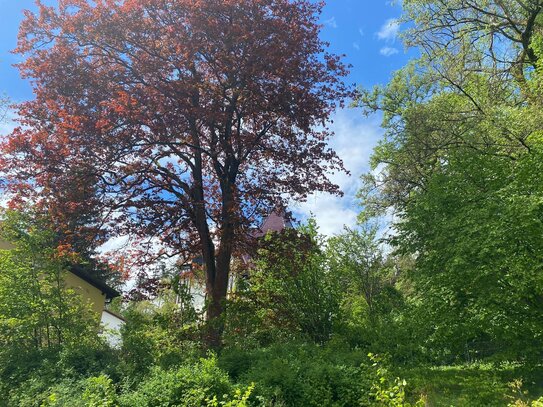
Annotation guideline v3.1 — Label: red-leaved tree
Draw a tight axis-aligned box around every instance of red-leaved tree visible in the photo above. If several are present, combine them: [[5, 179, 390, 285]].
[[2, 0, 350, 346]]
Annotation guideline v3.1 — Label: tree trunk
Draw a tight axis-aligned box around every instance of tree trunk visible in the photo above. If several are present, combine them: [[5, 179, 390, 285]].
[[203, 181, 236, 349], [192, 203, 222, 348], [205, 253, 231, 349], [201, 234, 233, 349]]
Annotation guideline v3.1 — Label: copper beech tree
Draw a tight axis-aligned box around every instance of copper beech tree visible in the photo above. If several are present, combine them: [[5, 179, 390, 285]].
[[2, 0, 350, 346]]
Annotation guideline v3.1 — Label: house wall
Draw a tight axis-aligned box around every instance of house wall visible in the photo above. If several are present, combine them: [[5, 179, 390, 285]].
[[100, 310, 124, 347], [1, 238, 107, 320], [188, 281, 207, 313], [180, 272, 239, 315], [64, 272, 107, 317]]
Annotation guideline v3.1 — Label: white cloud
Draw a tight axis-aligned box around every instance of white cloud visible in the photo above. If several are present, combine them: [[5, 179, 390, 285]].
[[292, 109, 382, 236], [324, 16, 338, 29], [353, 42, 360, 50], [380, 46, 399, 57], [293, 193, 358, 236], [377, 18, 399, 42], [359, 28, 365, 37]]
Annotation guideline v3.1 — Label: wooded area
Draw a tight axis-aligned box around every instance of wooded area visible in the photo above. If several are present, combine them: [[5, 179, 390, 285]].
[[0, 0, 542, 406]]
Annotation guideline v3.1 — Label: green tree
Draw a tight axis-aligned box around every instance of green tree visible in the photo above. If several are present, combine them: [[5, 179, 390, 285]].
[[0, 210, 101, 396], [327, 225, 416, 361], [355, 0, 543, 361], [120, 287, 201, 378], [226, 220, 340, 346], [327, 224, 388, 318]]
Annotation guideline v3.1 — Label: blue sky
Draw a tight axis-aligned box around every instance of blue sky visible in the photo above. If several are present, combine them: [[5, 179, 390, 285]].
[[0, 0, 414, 236]]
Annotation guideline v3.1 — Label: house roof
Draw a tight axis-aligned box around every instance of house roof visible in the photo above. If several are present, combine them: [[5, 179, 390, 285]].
[[1, 238, 120, 299], [180, 209, 294, 271], [253, 210, 292, 238], [70, 265, 121, 300]]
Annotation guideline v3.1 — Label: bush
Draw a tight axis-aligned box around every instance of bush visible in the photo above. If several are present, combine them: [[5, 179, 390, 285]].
[[82, 375, 118, 407], [118, 355, 234, 407], [224, 221, 341, 347], [508, 379, 543, 407], [58, 341, 120, 380], [119, 293, 202, 379], [17, 375, 117, 407], [206, 383, 255, 407], [219, 342, 373, 406], [0, 343, 120, 407]]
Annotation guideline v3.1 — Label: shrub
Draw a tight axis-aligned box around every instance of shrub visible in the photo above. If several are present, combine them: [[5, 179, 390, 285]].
[[367, 353, 424, 407], [58, 341, 120, 380], [224, 221, 341, 347], [118, 355, 233, 407], [82, 375, 118, 407], [206, 383, 255, 407], [219, 342, 372, 407], [119, 294, 202, 379], [508, 379, 543, 407]]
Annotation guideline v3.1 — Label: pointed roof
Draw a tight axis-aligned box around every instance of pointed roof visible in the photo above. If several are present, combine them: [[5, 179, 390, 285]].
[[253, 210, 292, 238]]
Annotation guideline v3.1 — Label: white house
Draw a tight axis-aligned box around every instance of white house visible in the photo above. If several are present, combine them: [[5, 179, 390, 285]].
[[100, 309, 125, 347]]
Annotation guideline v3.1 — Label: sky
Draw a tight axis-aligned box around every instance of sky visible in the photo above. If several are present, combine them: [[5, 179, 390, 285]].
[[0, 0, 415, 237]]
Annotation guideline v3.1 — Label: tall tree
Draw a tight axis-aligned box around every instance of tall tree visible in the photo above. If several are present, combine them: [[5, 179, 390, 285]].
[[327, 225, 385, 317], [356, 0, 543, 360], [226, 220, 340, 345], [1, 0, 350, 346]]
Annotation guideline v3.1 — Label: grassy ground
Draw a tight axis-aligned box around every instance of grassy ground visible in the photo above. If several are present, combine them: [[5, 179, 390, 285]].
[[400, 363, 543, 406]]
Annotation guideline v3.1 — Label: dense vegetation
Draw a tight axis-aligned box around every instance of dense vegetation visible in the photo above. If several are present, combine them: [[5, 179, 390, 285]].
[[1, 210, 541, 406], [1, 0, 543, 405]]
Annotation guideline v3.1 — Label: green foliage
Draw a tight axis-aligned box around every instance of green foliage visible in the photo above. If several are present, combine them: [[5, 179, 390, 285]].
[[510, 399, 543, 407], [82, 375, 118, 407], [34, 380, 84, 407], [57, 341, 120, 381], [368, 353, 424, 407], [119, 290, 201, 378], [0, 342, 122, 407], [118, 355, 234, 407], [0, 210, 97, 354], [225, 220, 341, 346], [206, 383, 255, 407], [354, 0, 543, 364], [326, 225, 408, 352], [401, 363, 543, 407], [0, 210, 111, 406], [2, 207, 542, 406], [327, 225, 387, 318], [508, 379, 543, 407], [219, 342, 373, 406], [218, 343, 431, 407], [38, 375, 118, 407], [397, 144, 543, 361]]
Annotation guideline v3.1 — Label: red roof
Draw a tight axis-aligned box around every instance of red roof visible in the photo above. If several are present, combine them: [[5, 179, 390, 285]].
[[253, 210, 292, 238]]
